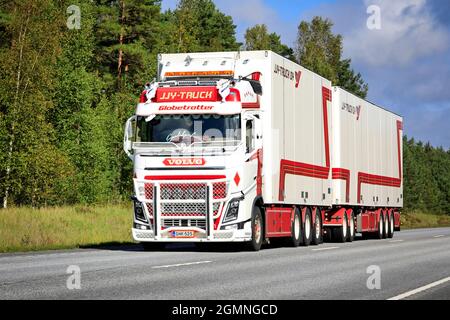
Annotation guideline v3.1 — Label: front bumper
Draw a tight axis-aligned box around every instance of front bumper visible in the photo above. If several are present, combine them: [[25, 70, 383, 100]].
[[132, 223, 252, 243], [132, 177, 251, 243]]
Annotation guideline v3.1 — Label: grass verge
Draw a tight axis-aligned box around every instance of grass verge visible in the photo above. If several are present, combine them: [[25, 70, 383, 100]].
[[0, 204, 134, 253], [401, 211, 450, 230], [0, 205, 449, 253]]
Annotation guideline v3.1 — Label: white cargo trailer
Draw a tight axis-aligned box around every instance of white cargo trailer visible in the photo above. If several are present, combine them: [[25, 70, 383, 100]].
[[124, 51, 402, 251]]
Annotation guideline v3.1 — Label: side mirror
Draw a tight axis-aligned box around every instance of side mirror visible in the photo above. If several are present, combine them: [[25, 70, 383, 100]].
[[248, 80, 263, 96], [124, 116, 136, 160]]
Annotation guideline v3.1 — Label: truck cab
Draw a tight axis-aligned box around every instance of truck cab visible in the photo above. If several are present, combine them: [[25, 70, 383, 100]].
[[124, 52, 264, 247]]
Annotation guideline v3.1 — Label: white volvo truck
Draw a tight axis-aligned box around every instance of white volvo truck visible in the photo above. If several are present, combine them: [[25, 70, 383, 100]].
[[124, 51, 403, 251]]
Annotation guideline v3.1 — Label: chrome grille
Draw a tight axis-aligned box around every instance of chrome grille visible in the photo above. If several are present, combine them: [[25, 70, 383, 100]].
[[146, 203, 154, 218], [135, 178, 229, 235], [163, 219, 206, 229], [160, 183, 206, 200], [213, 182, 227, 199], [213, 202, 221, 217], [161, 203, 207, 216], [145, 183, 153, 200]]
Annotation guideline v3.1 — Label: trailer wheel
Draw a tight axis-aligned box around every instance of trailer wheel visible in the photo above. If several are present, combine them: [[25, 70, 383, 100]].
[[347, 211, 355, 242], [383, 212, 389, 239], [311, 210, 323, 245], [361, 232, 371, 240], [301, 209, 312, 246], [289, 208, 302, 247], [388, 212, 394, 238], [142, 242, 166, 251], [376, 214, 384, 240], [332, 212, 348, 243], [247, 206, 263, 251], [323, 227, 332, 242]]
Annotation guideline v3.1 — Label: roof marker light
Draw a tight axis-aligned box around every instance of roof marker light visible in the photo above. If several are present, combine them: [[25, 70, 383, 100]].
[[252, 72, 262, 81]]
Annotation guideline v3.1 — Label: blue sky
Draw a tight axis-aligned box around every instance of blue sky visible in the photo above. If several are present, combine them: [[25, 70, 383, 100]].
[[162, 0, 450, 149]]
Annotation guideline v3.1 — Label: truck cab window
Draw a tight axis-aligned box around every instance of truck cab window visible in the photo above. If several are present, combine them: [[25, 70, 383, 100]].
[[246, 120, 254, 154]]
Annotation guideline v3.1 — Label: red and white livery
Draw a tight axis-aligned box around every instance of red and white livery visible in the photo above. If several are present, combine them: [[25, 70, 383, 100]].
[[124, 51, 402, 250]]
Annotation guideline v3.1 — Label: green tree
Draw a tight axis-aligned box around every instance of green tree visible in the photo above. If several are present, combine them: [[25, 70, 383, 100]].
[[337, 59, 369, 99], [93, 0, 163, 199], [52, 0, 117, 204], [162, 0, 240, 53], [244, 24, 294, 60], [94, 0, 162, 92], [403, 136, 450, 215], [0, 0, 72, 207], [295, 16, 368, 98]]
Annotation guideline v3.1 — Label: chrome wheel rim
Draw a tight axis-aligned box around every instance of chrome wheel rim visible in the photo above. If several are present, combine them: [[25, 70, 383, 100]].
[[385, 215, 388, 235], [350, 216, 354, 237], [315, 216, 321, 239], [343, 217, 347, 238], [305, 215, 311, 239], [294, 214, 300, 239], [254, 215, 262, 243]]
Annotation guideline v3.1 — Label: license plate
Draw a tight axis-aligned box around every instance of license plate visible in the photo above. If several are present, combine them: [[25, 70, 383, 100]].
[[171, 230, 196, 238]]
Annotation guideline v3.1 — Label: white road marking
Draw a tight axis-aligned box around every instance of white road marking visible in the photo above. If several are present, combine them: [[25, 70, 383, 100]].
[[152, 261, 212, 269], [312, 247, 339, 252], [433, 235, 445, 238], [387, 276, 450, 300], [389, 240, 404, 243]]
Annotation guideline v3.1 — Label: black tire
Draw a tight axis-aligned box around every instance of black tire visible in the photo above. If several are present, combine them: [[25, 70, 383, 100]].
[[300, 208, 312, 246], [311, 210, 323, 245], [332, 212, 348, 243], [142, 242, 166, 251], [323, 227, 332, 242], [383, 212, 389, 239], [388, 212, 394, 238], [361, 232, 371, 240], [247, 206, 263, 251], [289, 208, 302, 247], [375, 214, 384, 240], [347, 211, 355, 242]]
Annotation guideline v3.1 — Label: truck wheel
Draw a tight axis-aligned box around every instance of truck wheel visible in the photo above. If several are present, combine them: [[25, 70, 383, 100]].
[[332, 212, 348, 243], [383, 213, 389, 239], [247, 206, 263, 251], [323, 227, 332, 242], [361, 232, 371, 240], [289, 208, 302, 247], [301, 209, 312, 246], [375, 215, 384, 240], [347, 211, 355, 242], [388, 212, 394, 238], [142, 242, 166, 251], [311, 210, 323, 245]]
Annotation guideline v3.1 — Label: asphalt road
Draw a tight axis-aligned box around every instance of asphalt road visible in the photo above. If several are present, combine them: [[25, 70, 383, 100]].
[[0, 228, 449, 300]]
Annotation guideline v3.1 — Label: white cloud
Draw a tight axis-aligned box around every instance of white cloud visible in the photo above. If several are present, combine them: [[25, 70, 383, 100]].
[[344, 0, 450, 66]]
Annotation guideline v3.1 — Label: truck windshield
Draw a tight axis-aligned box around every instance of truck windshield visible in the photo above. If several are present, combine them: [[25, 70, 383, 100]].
[[136, 114, 241, 147]]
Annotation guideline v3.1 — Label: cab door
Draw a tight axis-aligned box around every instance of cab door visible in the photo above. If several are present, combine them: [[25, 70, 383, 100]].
[[243, 114, 262, 195]]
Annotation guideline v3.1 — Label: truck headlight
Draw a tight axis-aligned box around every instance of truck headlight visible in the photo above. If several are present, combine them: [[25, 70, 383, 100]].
[[138, 186, 145, 198], [134, 201, 147, 222], [223, 199, 241, 223]]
